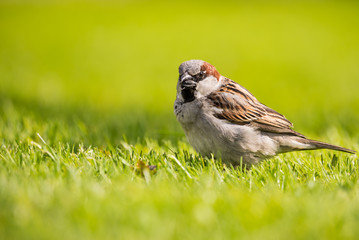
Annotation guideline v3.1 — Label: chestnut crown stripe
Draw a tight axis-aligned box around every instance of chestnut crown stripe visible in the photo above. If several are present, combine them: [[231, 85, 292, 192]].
[[201, 62, 220, 80]]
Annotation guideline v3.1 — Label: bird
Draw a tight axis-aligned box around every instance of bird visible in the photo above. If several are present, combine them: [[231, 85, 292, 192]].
[[174, 59, 355, 168]]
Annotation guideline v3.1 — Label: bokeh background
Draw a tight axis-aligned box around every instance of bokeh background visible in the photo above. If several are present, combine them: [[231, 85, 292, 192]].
[[1, 1, 359, 239], [1, 0, 359, 144]]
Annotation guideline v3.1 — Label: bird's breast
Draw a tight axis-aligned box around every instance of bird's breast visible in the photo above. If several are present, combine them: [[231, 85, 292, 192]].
[[174, 99, 202, 125]]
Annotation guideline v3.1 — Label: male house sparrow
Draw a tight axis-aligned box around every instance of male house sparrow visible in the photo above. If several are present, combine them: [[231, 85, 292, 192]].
[[174, 60, 355, 167]]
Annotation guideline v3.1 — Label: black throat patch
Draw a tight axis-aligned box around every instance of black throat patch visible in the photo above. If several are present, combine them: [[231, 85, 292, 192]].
[[181, 88, 195, 103]]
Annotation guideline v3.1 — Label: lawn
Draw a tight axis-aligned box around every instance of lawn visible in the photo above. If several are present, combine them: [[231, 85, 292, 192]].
[[1, 1, 359, 239]]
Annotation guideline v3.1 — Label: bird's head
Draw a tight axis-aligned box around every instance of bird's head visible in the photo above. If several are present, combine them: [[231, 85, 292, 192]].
[[177, 60, 221, 103]]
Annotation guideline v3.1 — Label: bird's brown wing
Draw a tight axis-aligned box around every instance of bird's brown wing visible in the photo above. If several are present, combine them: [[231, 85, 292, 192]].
[[207, 78, 305, 138]]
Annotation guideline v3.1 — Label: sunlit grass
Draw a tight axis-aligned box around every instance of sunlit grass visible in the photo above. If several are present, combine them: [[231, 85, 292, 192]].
[[1, 94, 358, 240]]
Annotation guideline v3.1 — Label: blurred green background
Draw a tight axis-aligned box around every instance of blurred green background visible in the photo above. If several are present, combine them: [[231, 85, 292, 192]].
[[1, 1, 359, 240], [1, 0, 359, 145]]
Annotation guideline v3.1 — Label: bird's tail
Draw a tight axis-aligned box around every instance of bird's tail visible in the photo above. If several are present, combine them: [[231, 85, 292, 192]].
[[307, 139, 355, 154]]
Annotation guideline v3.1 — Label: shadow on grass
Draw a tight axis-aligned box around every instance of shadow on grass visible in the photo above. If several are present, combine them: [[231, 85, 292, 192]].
[[0, 93, 184, 147], [1, 92, 358, 149]]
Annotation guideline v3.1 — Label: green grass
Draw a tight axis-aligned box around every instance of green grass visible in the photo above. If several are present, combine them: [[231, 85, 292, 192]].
[[1, 0, 359, 239], [1, 100, 359, 240]]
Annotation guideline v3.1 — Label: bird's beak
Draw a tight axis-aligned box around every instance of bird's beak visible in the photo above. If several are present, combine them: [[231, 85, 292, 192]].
[[180, 73, 196, 89]]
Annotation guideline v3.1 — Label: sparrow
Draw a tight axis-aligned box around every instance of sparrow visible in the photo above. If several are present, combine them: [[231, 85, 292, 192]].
[[174, 60, 355, 168]]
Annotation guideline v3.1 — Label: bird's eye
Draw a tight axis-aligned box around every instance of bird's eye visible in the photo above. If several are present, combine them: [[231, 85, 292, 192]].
[[196, 71, 206, 81]]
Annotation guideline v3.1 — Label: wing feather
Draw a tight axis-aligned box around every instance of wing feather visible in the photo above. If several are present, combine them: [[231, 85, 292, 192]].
[[207, 78, 305, 137]]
